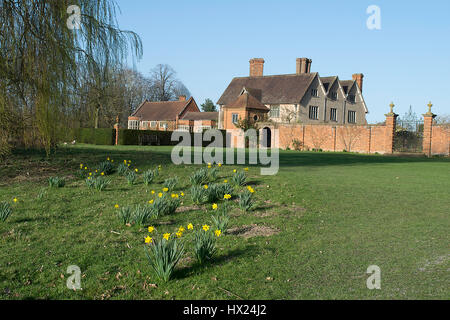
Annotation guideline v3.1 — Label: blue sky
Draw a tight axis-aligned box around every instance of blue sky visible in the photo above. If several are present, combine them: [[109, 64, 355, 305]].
[[115, 0, 450, 123]]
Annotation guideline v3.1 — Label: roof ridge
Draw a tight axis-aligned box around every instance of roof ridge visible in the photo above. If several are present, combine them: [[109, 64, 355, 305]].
[[232, 72, 318, 80]]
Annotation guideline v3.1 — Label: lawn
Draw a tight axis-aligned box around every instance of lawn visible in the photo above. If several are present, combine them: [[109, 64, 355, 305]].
[[0, 145, 449, 300]]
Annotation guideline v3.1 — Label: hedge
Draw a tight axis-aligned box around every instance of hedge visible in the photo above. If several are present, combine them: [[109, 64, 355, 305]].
[[118, 129, 229, 147], [73, 128, 115, 145]]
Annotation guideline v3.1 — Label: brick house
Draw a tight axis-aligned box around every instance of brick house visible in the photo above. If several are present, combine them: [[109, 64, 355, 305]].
[[217, 58, 369, 129], [128, 96, 200, 131], [177, 111, 219, 133]]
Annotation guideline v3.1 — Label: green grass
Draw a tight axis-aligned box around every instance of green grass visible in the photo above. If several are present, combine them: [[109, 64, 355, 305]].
[[0, 144, 449, 300]]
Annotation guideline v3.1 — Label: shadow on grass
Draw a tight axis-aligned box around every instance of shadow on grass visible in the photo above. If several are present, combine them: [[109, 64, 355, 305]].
[[172, 245, 260, 280], [9, 145, 450, 172]]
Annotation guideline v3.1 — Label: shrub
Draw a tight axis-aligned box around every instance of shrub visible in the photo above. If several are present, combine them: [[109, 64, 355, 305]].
[[73, 128, 115, 145], [190, 168, 209, 186], [126, 171, 137, 185], [117, 163, 129, 176], [238, 190, 255, 212], [97, 161, 115, 175], [292, 139, 303, 151], [0, 202, 12, 222], [151, 194, 181, 218], [133, 204, 153, 226], [193, 228, 217, 264], [232, 171, 247, 187], [163, 177, 179, 192], [144, 236, 184, 282], [143, 169, 156, 186], [48, 177, 65, 188], [118, 206, 133, 225]]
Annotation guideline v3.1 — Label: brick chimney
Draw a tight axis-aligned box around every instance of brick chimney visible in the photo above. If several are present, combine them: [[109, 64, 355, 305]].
[[249, 58, 265, 77], [178, 95, 186, 101], [352, 73, 364, 92], [296, 58, 312, 74]]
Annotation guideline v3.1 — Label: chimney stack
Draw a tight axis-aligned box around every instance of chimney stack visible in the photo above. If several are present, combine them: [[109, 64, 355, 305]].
[[249, 58, 265, 77], [296, 58, 312, 74], [178, 95, 186, 101], [352, 74, 364, 92]]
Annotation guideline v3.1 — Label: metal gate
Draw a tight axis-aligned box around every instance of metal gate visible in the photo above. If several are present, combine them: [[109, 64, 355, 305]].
[[394, 120, 424, 153]]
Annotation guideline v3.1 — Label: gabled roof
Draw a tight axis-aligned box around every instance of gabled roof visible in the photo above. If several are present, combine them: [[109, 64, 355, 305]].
[[182, 112, 218, 121], [340, 80, 355, 95], [225, 91, 270, 112], [320, 76, 337, 93], [217, 73, 317, 105], [131, 97, 197, 121]]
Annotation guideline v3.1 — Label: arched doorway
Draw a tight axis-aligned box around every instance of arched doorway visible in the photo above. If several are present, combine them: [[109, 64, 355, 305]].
[[262, 127, 272, 148]]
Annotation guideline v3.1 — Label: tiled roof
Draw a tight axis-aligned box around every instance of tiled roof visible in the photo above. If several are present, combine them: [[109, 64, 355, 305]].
[[131, 98, 194, 121], [225, 91, 269, 112], [217, 73, 317, 105], [181, 112, 218, 121]]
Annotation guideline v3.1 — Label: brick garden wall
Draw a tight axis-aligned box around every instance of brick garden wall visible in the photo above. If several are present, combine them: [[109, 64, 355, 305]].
[[274, 123, 393, 154]]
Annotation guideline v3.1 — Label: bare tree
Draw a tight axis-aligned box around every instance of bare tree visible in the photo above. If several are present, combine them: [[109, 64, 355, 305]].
[[339, 126, 362, 152], [148, 64, 190, 101]]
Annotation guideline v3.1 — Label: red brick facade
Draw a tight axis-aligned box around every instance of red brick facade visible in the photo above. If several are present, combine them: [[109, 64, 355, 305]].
[[423, 106, 450, 157]]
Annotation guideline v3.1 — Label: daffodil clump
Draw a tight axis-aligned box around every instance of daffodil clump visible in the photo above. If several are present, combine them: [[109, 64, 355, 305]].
[[117, 162, 129, 176], [149, 190, 182, 218], [125, 170, 137, 185], [85, 175, 110, 191], [238, 187, 256, 212], [211, 203, 230, 233], [143, 169, 158, 186], [0, 201, 13, 222], [48, 176, 65, 188], [231, 170, 247, 187], [193, 223, 222, 265], [97, 160, 115, 176], [190, 168, 209, 186], [144, 225, 186, 282], [163, 176, 179, 192]]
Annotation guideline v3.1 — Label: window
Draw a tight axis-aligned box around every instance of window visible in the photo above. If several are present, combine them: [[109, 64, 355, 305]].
[[159, 122, 168, 131], [330, 108, 337, 122], [348, 111, 356, 124], [150, 121, 157, 128], [269, 105, 280, 118], [309, 106, 319, 120], [253, 115, 259, 121], [128, 120, 139, 130], [331, 92, 337, 100], [232, 113, 239, 124], [348, 94, 356, 103], [311, 89, 318, 97]]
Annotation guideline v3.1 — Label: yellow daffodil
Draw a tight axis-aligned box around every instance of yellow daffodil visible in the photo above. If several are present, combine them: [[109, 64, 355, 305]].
[[135, 168, 138, 173], [218, 163, 222, 167], [163, 188, 169, 192], [203, 185, 208, 190], [128, 164, 131, 167], [114, 204, 119, 209], [101, 172, 105, 176], [148, 226, 155, 233], [13, 198, 18, 203], [163, 233, 171, 240], [158, 193, 163, 198], [180, 192, 185, 197], [84, 167, 88, 170], [95, 170, 98, 173], [171, 194, 176, 198], [151, 190, 155, 194], [224, 179, 228, 183], [187, 223, 193, 230], [179, 226, 185, 233], [128, 160, 131, 163], [224, 194, 232, 200], [149, 199, 154, 204], [87, 177, 91, 180], [111, 160, 114, 163], [202, 224, 210, 232], [233, 169, 237, 173], [80, 164, 83, 169], [214, 230, 222, 237], [107, 157, 110, 161], [124, 160, 127, 164], [176, 231, 183, 238], [244, 167, 249, 171], [145, 236, 152, 244], [212, 203, 218, 210], [89, 172, 92, 176], [247, 186, 255, 193]]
